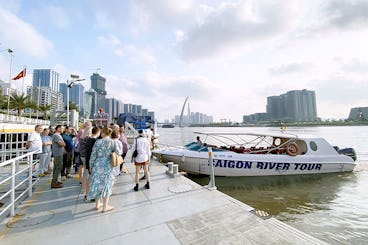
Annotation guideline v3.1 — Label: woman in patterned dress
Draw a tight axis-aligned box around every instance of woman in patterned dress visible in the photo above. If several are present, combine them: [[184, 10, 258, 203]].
[[87, 127, 116, 212]]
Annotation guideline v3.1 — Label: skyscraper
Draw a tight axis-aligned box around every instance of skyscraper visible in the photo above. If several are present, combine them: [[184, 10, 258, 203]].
[[33, 69, 60, 92], [60, 83, 84, 116], [90, 73, 106, 111], [266, 89, 317, 122], [29, 69, 63, 112], [85, 90, 97, 118]]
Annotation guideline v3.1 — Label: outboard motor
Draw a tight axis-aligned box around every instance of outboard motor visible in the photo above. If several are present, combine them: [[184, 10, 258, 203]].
[[338, 148, 357, 161]]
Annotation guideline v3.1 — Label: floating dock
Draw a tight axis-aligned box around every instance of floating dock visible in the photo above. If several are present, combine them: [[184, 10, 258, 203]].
[[0, 159, 326, 244]]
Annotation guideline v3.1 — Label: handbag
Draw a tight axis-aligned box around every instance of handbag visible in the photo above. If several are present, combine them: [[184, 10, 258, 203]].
[[110, 140, 123, 167], [132, 138, 138, 158], [111, 152, 123, 167]]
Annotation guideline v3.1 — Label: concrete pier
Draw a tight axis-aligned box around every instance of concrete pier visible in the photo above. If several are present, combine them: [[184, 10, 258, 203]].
[[0, 160, 326, 244]]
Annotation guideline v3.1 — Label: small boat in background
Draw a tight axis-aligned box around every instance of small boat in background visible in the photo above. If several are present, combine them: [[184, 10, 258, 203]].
[[153, 132, 357, 177], [162, 124, 175, 128]]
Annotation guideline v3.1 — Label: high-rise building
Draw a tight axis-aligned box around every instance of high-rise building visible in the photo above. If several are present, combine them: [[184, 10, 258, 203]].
[[105, 98, 125, 122], [266, 96, 283, 120], [27, 86, 63, 112], [83, 92, 93, 119], [136, 105, 142, 115], [116, 100, 124, 116], [124, 104, 132, 113], [60, 83, 84, 115], [105, 98, 115, 122], [90, 73, 106, 111], [85, 90, 97, 118], [33, 69, 60, 92], [265, 89, 317, 122], [142, 109, 148, 116], [28, 69, 63, 112], [348, 107, 368, 121]]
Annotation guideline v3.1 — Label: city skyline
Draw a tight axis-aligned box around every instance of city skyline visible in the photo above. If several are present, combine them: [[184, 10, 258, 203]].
[[1, 1, 368, 122]]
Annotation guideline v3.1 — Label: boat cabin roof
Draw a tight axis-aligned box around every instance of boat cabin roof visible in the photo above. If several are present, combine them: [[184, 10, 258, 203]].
[[193, 131, 322, 140]]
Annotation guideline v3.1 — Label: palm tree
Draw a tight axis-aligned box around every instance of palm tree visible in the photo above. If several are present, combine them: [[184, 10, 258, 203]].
[[38, 104, 51, 120], [68, 102, 79, 112], [9, 93, 36, 117], [0, 87, 7, 109]]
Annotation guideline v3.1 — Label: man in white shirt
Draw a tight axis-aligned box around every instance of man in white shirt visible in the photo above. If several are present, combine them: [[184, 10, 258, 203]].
[[26, 125, 43, 178]]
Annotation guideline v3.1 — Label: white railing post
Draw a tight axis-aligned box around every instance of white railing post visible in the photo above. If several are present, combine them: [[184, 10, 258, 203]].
[[29, 154, 33, 197], [207, 147, 217, 190], [10, 160, 16, 216]]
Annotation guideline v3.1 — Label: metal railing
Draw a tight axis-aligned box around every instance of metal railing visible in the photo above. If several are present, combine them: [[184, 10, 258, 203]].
[[0, 150, 38, 219], [0, 114, 49, 125]]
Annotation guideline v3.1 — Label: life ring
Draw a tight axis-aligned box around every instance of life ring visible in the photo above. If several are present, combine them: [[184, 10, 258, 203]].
[[285, 142, 298, 156]]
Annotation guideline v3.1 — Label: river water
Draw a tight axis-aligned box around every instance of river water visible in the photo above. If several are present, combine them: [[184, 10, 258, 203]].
[[156, 126, 368, 244]]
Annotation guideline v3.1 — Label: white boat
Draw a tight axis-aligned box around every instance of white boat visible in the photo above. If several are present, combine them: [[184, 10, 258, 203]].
[[153, 132, 357, 176]]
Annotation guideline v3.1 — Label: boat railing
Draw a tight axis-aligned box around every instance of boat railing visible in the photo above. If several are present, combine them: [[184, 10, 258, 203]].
[[0, 114, 49, 125], [124, 121, 138, 136], [0, 149, 39, 220], [155, 143, 187, 150]]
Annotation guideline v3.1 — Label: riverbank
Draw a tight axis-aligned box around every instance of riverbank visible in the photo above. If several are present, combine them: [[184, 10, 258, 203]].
[[189, 121, 368, 127]]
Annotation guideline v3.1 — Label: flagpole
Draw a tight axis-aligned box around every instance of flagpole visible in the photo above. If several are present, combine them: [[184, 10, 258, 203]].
[[7, 52, 13, 115], [21, 66, 26, 94], [37, 79, 41, 119]]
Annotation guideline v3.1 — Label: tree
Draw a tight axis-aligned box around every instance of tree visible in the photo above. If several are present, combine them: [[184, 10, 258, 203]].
[[67, 102, 79, 112], [8, 93, 36, 117], [0, 87, 7, 109], [38, 104, 51, 120]]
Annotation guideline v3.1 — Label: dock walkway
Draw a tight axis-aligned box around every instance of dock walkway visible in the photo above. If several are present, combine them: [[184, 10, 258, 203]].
[[0, 160, 326, 244]]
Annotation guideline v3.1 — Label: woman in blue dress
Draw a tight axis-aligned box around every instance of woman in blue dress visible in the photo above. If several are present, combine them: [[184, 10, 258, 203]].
[[87, 127, 116, 212]]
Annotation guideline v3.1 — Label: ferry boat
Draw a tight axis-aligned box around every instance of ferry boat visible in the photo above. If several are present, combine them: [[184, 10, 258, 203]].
[[153, 132, 357, 176]]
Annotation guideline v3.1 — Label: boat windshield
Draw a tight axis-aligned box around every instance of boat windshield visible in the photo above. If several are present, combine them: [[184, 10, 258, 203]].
[[185, 142, 226, 152], [184, 142, 197, 148]]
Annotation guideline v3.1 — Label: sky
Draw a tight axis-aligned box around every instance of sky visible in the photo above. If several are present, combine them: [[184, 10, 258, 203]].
[[0, 0, 368, 122]]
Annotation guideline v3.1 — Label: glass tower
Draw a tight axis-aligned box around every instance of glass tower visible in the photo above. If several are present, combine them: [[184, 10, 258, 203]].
[[33, 69, 60, 92]]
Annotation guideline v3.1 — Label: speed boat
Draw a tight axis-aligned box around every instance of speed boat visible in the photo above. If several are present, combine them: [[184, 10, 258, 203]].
[[153, 132, 357, 176]]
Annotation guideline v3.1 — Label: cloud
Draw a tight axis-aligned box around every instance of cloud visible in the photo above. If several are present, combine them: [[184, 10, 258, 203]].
[[303, 0, 368, 37], [321, 0, 368, 29], [178, 1, 294, 61], [92, 0, 194, 35], [0, 8, 53, 59], [311, 75, 368, 104], [104, 72, 220, 120], [132, 0, 193, 25], [338, 58, 368, 73], [123, 45, 157, 65], [37, 5, 71, 28], [268, 62, 314, 75], [97, 34, 121, 47]]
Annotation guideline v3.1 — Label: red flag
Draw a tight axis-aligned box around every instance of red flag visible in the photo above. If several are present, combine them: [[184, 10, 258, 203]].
[[12, 68, 26, 80]]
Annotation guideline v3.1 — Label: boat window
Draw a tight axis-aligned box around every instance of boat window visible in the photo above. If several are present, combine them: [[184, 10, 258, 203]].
[[310, 141, 317, 151], [274, 138, 281, 146]]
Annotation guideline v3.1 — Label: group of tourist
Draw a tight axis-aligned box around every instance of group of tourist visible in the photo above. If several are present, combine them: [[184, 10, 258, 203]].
[[26, 122, 153, 213]]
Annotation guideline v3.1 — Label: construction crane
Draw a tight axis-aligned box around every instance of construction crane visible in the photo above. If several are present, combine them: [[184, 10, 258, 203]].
[[89, 68, 101, 74]]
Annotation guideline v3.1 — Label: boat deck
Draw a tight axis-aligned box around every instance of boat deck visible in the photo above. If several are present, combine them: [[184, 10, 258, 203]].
[[0, 159, 326, 244]]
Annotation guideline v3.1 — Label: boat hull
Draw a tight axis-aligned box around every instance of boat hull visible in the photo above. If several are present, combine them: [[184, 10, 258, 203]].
[[154, 149, 356, 177]]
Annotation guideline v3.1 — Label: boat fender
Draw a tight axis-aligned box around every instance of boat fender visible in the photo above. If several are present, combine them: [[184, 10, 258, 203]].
[[285, 142, 298, 156]]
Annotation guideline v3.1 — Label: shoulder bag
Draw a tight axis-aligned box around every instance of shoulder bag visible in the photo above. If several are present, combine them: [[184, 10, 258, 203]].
[[132, 138, 138, 158], [110, 140, 123, 167]]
